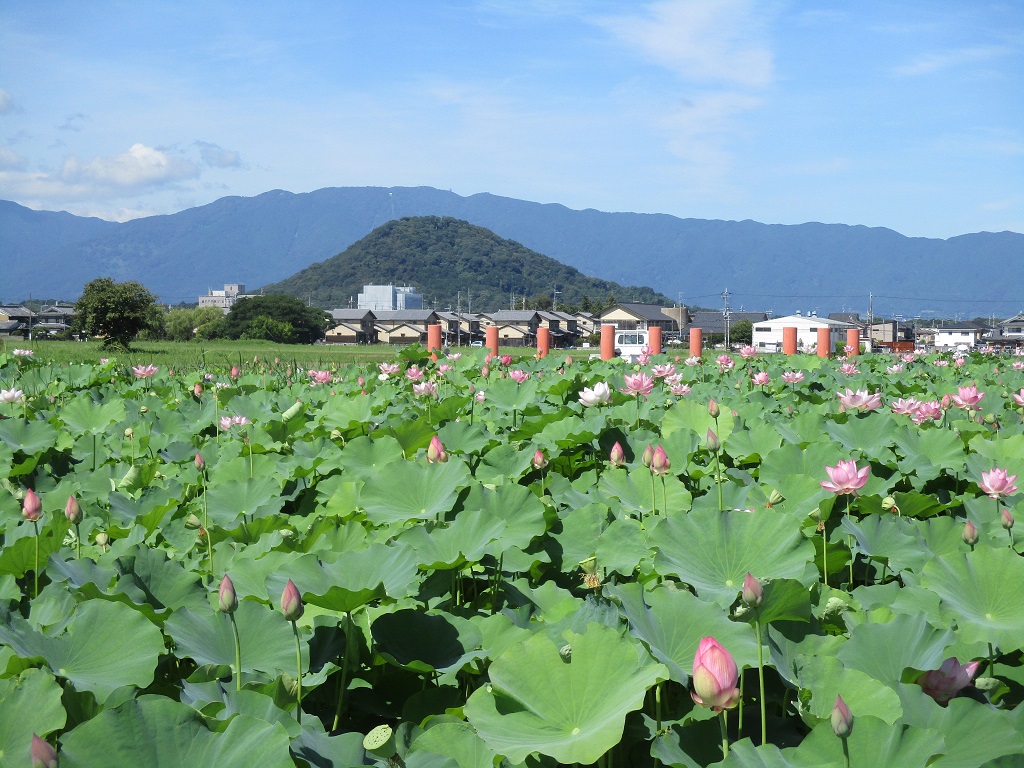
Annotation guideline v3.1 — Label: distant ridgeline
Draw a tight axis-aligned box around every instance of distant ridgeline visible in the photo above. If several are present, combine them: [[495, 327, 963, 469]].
[[260, 216, 671, 311]]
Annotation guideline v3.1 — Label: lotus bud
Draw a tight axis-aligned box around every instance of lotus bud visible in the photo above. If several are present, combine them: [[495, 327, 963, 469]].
[[742, 572, 763, 607], [218, 574, 238, 614], [22, 489, 41, 522], [651, 445, 671, 476], [708, 398, 720, 418], [31, 733, 58, 768], [185, 513, 203, 529], [426, 435, 448, 464], [95, 532, 109, 550], [193, 382, 203, 397], [830, 695, 854, 739], [641, 444, 654, 468], [691, 637, 741, 711], [766, 489, 785, 508], [609, 441, 626, 467], [231, 365, 240, 379], [532, 449, 548, 470], [500, 355, 513, 366], [280, 579, 304, 622], [1001, 508, 1014, 531], [194, 452, 205, 471], [64, 495, 82, 525], [962, 520, 978, 547], [941, 393, 951, 410], [706, 428, 720, 452], [481, 365, 489, 377]]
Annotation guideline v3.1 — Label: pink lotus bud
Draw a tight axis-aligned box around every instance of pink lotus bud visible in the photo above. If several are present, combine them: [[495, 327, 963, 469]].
[[650, 445, 671, 476], [357, 376, 365, 387], [706, 429, 720, 452], [22, 489, 41, 522], [742, 572, 763, 607], [962, 520, 978, 547], [691, 637, 741, 711], [641, 444, 654, 468], [218, 574, 238, 614], [64, 496, 82, 525], [831, 695, 854, 739], [231, 365, 241, 379], [1001, 507, 1014, 530], [194, 452, 205, 471], [708, 398, 720, 418], [917, 657, 981, 703], [481, 366, 490, 377], [426, 435, 448, 464], [609, 441, 626, 467], [500, 355, 513, 366], [532, 450, 548, 470], [31, 733, 58, 768], [280, 579, 303, 622], [941, 393, 951, 410], [193, 383, 203, 397]]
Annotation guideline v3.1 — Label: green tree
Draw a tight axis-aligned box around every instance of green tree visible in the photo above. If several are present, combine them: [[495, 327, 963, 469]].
[[74, 278, 158, 349], [222, 295, 328, 344], [165, 307, 226, 341], [240, 316, 296, 343], [731, 319, 753, 345]]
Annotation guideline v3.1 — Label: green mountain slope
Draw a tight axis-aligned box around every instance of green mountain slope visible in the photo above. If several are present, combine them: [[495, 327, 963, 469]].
[[261, 216, 670, 310]]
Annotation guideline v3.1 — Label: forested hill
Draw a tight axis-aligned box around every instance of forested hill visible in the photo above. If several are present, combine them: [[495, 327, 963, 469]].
[[261, 216, 671, 310]]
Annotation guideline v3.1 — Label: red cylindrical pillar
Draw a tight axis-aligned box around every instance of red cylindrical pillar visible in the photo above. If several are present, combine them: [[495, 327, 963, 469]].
[[782, 326, 797, 355], [689, 327, 703, 359], [427, 324, 442, 360], [846, 328, 861, 356], [817, 327, 831, 358], [600, 324, 615, 360], [486, 326, 499, 358], [649, 326, 662, 355], [537, 327, 550, 358]]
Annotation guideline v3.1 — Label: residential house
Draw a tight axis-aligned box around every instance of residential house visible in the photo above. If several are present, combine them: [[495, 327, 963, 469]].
[[34, 305, 77, 335], [751, 313, 852, 353], [688, 310, 769, 338], [326, 309, 377, 344], [373, 310, 441, 345], [436, 311, 483, 346], [538, 311, 582, 348], [598, 303, 681, 335], [0, 305, 31, 337], [986, 312, 1024, 350], [932, 322, 989, 351], [479, 310, 541, 347]]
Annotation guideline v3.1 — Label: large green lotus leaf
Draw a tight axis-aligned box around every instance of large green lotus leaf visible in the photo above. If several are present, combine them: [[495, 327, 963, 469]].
[[824, 413, 899, 462], [772, 411, 829, 448], [483, 377, 539, 413], [473, 443, 535, 486], [784, 716, 942, 768], [837, 612, 953, 683], [725, 424, 784, 464], [747, 578, 814, 626], [290, 721, 367, 768], [920, 546, 1024, 648], [436, 420, 497, 457], [552, 502, 611, 567], [968, 432, 1024, 476], [385, 417, 439, 459], [464, 622, 668, 764], [164, 600, 297, 674], [58, 396, 127, 435], [711, 739, 795, 767], [651, 509, 818, 608], [661, 398, 734, 443], [338, 434, 405, 479], [597, 516, 653, 576], [372, 609, 483, 674], [890, 516, 964, 574], [611, 582, 758, 685], [0, 599, 163, 702], [359, 459, 472, 525], [906, 696, 1024, 768], [0, 419, 58, 455], [757, 443, 835, 514], [0, 668, 66, 765], [59, 696, 295, 768], [468, 483, 547, 558], [793, 654, 903, 725], [840, 515, 919, 563], [598, 466, 692, 517], [408, 721, 500, 768], [893, 427, 965, 483], [205, 476, 284, 526], [109, 545, 209, 616]]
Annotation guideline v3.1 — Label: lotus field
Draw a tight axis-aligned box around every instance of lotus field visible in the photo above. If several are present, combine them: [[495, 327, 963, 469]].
[[2, 345, 1024, 767]]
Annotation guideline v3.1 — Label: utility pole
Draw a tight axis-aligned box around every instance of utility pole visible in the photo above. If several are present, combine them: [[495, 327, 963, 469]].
[[722, 289, 731, 349], [867, 291, 874, 353], [456, 290, 462, 347], [552, 284, 561, 312]]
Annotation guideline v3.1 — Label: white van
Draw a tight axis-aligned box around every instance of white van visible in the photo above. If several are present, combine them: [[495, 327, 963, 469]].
[[614, 329, 650, 362]]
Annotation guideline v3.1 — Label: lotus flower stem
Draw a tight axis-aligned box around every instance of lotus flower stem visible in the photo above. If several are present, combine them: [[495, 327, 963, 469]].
[[738, 674, 744, 739], [822, 522, 829, 588], [75, 522, 81, 560], [661, 476, 668, 517], [32, 519, 40, 599], [230, 613, 242, 692], [650, 471, 656, 519], [655, 680, 662, 734], [719, 710, 730, 758], [92, 433, 98, 473], [756, 617, 766, 746], [842, 739, 851, 768], [714, 449, 724, 511], [988, 643, 996, 677], [293, 621, 303, 723], [331, 611, 354, 731]]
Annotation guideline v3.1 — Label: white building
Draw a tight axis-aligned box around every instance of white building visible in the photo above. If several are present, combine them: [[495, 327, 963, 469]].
[[932, 324, 987, 351], [357, 284, 423, 311], [752, 313, 853, 353], [198, 284, 247, 311]]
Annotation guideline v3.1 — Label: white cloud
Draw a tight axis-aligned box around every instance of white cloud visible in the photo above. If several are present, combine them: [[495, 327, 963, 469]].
[[0, 146, 27, 171], [61, 143, 199, 189], [597, 0, 773, 88], [195, 140, 243, 168], [892, 46, 1014, 77], [0, 89, 13, 114]]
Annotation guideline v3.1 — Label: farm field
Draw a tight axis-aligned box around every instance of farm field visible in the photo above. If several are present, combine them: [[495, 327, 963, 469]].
[[1, 344, 1023, 767]]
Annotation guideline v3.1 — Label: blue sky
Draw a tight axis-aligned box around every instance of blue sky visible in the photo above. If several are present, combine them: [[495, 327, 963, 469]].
[[1, 1, 1021, 238]]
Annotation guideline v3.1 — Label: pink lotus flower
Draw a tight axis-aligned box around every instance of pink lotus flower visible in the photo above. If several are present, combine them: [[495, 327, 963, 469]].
[[220, 415, 250, 430], [1012, 361, 1024, 371], [22, 489, 42, 522], [437, 364, 454, 375], [426, 435, 448, 464], [31, 733, 58, 768], [621, 372, 655, 397], [890, 397, 921, 415], [979, 468, 1018, 499], [837, 388, 882, 412], [911, 401, 943, 424], [578, 381, 612, 406], [1013, 388, 1024, 407], [751, 371, 771, 387], [12, 348, 34, 358], [132, 364, 158, 379], [651, 363, 676, 378], [685, 355, 701, 366], [716, 355, 735, 371], [412, 381, 438, 398], [839, 363, 859, 376], [821, 460, 869, 495], [532, 450, 548, 470], [0, 388, 24, 403], [405, 365, 425, 382], [378, 362, 400, 377], [669, 383, 692, 396], [831, 695, 854, 739], [917, 657, 981, 703], [739, 345, 757, 359], [500, 355, 513, 366], [509, 369, 530, 384], [901, 353, 916, 363], [280, 579, 304, 622], [951, 385, 984, 410], [446, 352, 462, 361], [691, 637, 741, 711], [308, 370, 332, 385], [609, 442, 626, 467], [934, 359, 950, 367], [474, 390, 486, 403], [886, 363, 904, 374], [781, 371, 804, 384], [843, 344, 855, 355], [650, 445, 671, 476]]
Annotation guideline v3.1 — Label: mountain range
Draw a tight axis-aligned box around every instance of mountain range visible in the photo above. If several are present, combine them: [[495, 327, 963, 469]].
[[1, 186, 1021, 316]]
